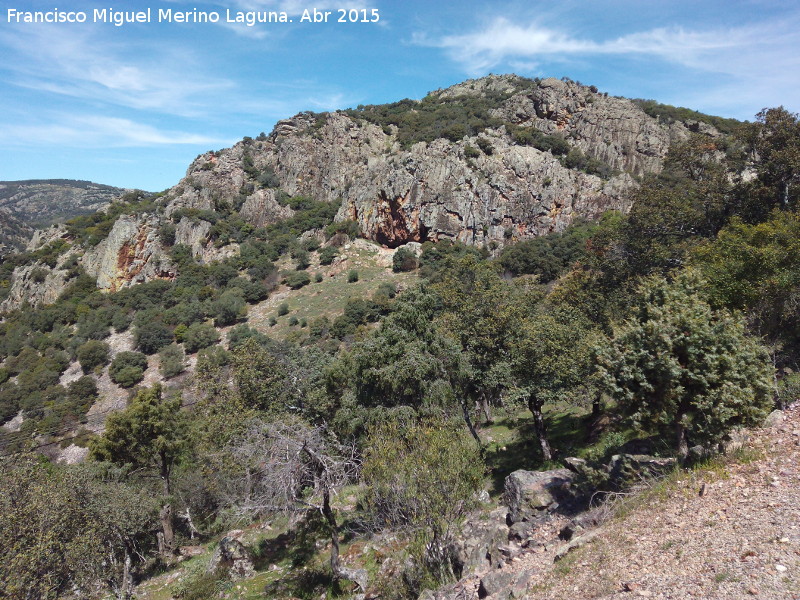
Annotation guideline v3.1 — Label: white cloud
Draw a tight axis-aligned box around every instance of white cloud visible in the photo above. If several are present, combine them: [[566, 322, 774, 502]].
[[1, 115, 229, 148], [0, 26, 235, 118], [415, 14, 800, 118]]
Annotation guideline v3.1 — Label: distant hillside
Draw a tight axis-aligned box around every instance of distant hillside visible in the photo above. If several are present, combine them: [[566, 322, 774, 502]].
[[0, 179, 130, 254]]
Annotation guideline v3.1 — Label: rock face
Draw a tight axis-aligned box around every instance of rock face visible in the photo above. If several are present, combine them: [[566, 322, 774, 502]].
[[1, 74, 724, 311], [0, 262, 69, 312], [503, 468, 576, 524], [82, 214, 175, 292], [163, 75, 704, 250], [207, 535, 255, 579]]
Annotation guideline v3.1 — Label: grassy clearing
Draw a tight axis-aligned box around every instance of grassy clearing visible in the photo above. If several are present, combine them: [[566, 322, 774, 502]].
[[246, 242, 417, 341]]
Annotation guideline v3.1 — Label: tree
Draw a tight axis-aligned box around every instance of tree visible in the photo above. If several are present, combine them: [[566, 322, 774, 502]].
[[434, 255, 534, 425], [77, 339, 110, 373], [512, 305, 599, 461], [0, 458, 157, 600], [90, 385, 187, 556], [231, 338, 289, 413], [329, 287, 474, 438], [694, 211, 800, 364], [109, 351, 148, 388], [134, 320, 173, 355], [362, 417, 484, 584], [228, 417, 366, 591], [595, 270, 774, 459], [181, 322, 220, 354], [740, 107, 800, 211]]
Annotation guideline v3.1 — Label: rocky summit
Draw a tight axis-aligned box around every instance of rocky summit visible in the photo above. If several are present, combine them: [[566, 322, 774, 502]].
[[167, 75, 705, 249], [2, 74, 728, 311]]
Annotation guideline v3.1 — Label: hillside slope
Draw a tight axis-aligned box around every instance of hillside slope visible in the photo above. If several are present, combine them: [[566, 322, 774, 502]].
[[431, 405, 800, 600], [0, 179, 128, 255]]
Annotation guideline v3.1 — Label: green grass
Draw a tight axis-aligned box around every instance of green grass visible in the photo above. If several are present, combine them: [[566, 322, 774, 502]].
[[246, 242, 417, 340]]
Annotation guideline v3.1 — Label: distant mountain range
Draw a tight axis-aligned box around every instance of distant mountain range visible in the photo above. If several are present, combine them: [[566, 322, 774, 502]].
[[0, 179, 130, 255]]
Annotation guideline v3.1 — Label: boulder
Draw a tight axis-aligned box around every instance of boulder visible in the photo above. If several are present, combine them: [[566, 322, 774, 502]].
[[451, 507, 509, 572], [607, 454, 676, 486], [503, 469, 575, 524], [207, 535, 255, 579]]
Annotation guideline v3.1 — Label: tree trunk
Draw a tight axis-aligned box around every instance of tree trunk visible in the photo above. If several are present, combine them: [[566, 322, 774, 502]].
[[480, 392, 493, 425], [159, 504, 175, 557], [118, 547, 133, 600], [591, 391, 605, 419], [461, 399, 481, 444], [160, 452, 175, 556], [676, 419, 689, 462], [321, 488, 368, 591], [528, 395, 552, 462]]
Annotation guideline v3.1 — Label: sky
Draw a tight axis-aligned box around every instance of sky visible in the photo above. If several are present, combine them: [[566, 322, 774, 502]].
[[0, 0, 798, 192]]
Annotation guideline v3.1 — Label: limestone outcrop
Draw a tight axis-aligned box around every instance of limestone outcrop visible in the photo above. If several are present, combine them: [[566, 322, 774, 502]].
[[82, 214, 174, 292], [163, 75, 705, 249]]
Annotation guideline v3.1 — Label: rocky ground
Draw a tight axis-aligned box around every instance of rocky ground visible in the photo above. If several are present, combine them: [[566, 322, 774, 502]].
[[429, 404, 800, 600]]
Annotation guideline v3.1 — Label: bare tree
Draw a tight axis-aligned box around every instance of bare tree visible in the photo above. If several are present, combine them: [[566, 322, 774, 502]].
[[228, 417, 367, 591]]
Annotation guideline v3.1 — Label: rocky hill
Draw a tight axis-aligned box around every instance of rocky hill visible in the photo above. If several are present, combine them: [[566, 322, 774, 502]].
[[0, 179, 128, 255], [165, 75, 710, 248], [0, 75, 733, 313]]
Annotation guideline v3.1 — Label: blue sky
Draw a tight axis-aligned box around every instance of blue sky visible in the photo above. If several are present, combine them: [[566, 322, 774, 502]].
[[1, 0, 798, 191]]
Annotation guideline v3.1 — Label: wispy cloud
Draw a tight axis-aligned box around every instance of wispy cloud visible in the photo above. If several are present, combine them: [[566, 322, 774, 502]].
[[0, 115, 229, 148], [415, 13, 800, 117], [0, 26, 234, 118], [414, 17, 794, 75]]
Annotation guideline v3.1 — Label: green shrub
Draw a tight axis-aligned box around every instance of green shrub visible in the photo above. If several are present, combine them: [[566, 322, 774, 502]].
[[135, 320, 173, 355], [596, 271, 774, 457], [315, 272, 323, 283], [212, 291, 247, 327], [319, 246, 338, 265], [288, 316, 299, 326], [277, 302, 290, 316], [159, 344, 187, 378], [463, 144, 480, 159], [392, 247, 418, 272], [76, 340, 110, 374], [363, 418, 485, 583], [182, 323, 220, 354], [284, 271, 311, 289], [109, 351, 148, 388], [347, 270, 359, 283]]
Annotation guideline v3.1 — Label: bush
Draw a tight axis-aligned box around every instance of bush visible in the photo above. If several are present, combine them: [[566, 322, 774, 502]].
[[292, 248, 310, 270], [347, 270, 359, 283], [67, 376, 98, 406], [76, 340, 110, 374], [315, 272, 323, 283], [182, 323, 220, 354], [362, 418, 484, 581], [135, 321, 173, 355], [319, 246, 338, 265], [111, 366, 145, 388], [109, 352, 148, 388], [277, 302, 290, 316], [288, 316, 299, 327], [212, 291, 247, 327], [284, 271, 311, 289], [392, 247, 418, 272], [596, 271, 774, 457], [159, 344, 187, 378]]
